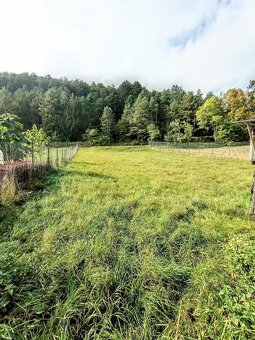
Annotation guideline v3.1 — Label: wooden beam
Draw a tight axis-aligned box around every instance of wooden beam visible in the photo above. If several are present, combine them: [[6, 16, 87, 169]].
[[247, 124, 255, 162]]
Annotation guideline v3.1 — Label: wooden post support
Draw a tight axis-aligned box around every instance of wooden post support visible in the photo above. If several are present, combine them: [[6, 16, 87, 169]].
[[235, 120, 255, 216]]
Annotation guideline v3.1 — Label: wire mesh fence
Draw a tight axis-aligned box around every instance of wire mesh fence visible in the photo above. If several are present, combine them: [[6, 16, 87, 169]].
[[0, 143, 79, 197], [149, 141, 250, 160], [24, 143, 79, 168], [0, 143, 79, 165]]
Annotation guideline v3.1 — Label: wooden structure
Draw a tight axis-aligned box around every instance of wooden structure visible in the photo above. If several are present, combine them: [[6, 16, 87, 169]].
[[236, 119, 255, 214]]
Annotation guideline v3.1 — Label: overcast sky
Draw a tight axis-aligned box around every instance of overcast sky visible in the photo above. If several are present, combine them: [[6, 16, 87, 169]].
[[0, 0, 254, 93]]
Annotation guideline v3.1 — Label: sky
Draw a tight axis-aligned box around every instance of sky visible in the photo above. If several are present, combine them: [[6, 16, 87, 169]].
[[0, 0, 254, 93]]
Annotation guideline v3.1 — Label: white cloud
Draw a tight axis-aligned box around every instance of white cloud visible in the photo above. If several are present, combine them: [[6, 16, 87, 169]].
[[0, 0, 254, 92]]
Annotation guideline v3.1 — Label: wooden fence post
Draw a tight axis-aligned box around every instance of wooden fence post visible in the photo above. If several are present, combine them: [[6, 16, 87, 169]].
[[47, 146, 50, 167], [251, 173, 255, 215], [31, 138, 34, 165]]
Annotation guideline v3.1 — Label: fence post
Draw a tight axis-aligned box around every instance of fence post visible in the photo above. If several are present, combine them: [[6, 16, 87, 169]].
[[57, 147, 59, 167], [47, 146, 50, 167], [31, 138, 34, 166]]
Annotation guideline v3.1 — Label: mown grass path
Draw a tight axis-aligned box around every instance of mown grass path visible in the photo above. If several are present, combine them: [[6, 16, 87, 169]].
[[1, 146, 255, 339]]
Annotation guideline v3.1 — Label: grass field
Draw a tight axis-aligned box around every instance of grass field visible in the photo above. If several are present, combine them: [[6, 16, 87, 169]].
[[1, 146, 255, 339]]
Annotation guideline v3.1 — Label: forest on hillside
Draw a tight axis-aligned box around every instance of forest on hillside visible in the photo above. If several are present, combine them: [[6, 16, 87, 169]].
[[0, 72, 254, 144]]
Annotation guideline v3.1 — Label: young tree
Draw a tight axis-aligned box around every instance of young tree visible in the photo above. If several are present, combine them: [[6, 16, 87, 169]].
[[82, 128, 99, 145], [214, 121, 238, 144], [129, 94, 150, 141], [100, 106, 115, 141], [39, 87, 79, 141], [223, 88, 254, 121], [165, 119, 182, 143], [196, 96, 224, 132], [0, 113, 28, 162], [24, 124, 50, 160], [149, 96, 159, 123], [116, 98, 133, 141], [182, 122, 193, 142], [147, 123, 160, 141], [0, 88, 14, 115], [118, 80, 133, 110]]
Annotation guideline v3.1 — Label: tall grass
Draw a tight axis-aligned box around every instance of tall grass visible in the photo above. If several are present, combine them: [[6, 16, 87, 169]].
[[0, 146, 254, 339]]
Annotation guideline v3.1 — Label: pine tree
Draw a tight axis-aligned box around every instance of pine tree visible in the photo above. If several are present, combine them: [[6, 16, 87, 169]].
[[100, 106, 115, 141], [129, 93, 150, 141]]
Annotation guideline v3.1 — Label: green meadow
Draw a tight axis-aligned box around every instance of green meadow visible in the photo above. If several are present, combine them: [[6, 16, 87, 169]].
[[1, 146, 255, 339]]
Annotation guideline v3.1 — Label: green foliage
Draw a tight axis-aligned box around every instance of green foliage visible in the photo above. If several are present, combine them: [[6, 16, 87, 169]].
[[82, 128, 99, 144], [24, 124, 50, 154], [182, 122, 193, 142], [224, 88, 255, 121], [39, 87, 80, 141], [129, 93, 150, 141], [165, 120, 193, 143], [100, 106, 115, 141], [0, 89, 14, 115], [166, 119, 182, 142], [82, 128, 110, 146], [196, 96, 224, 131], [181, 233, 255, 339], [147, 123, 160, 141], [23, 124, 50, 163], [0, 113, 28, 162], [222, 235, 255, 334], [0, 72, 254, 144], [213, 121, 238, 144], [116, 99, 133, 141], [96, 135, 111, 145]]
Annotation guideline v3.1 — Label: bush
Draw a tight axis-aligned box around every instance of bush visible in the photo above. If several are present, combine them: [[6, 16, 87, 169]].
[[213, 122, 237, 145], [147, 123, 160, 141], [164, 121, 193, 143], [190, 136, 214, 143], [94, 135, 111, 146]]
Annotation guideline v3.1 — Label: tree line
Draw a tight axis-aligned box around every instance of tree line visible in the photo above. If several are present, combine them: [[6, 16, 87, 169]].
[[0, 72, 254, 145]]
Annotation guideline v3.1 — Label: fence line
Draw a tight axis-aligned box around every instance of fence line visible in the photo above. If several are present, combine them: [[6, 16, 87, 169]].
[[0, 143, 79, 165], [0, 143, 79, 195], [148, 141, 250, 160], [25, 143, 79, 168]]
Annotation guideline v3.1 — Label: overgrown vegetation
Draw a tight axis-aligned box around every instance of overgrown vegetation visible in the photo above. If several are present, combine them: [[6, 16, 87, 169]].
[[0, 113, 50, 163], [0, 72, 254, 145], [0, 146, 254, 338], [0, 113, 28, 162]]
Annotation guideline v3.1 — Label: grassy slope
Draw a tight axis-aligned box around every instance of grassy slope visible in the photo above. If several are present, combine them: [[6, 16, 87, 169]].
[[1, 146, 255, 339]]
